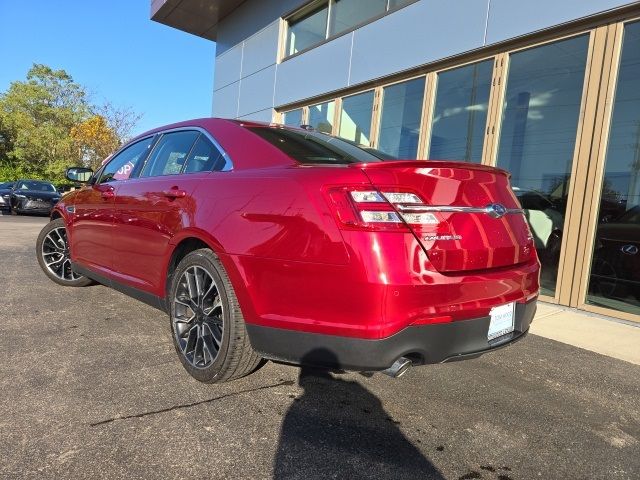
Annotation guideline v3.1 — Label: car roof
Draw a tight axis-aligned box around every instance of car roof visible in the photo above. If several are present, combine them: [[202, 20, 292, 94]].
[[125, 118, 303, 170], [16, 179, 54, 184]]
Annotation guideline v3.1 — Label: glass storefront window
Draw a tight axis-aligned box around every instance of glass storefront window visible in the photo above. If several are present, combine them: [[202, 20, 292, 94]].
[[283, 109, 303, 128], [496, 35, 589, 297], [309, 101, 335, 134], [429, 59, 493, 163], [285, 1, 415, 59], [287, 5, 329, 56], [586, 22, 640, 316], [377, 77, 425, 159], [329, 0, 387, 36], [338, 91, 374, 146]]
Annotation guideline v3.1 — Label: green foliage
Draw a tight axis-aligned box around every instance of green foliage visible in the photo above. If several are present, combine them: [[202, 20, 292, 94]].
[[0, 64, 141, 182]]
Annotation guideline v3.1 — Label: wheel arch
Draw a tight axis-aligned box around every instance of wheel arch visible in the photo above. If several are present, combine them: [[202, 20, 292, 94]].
[[162, 229, 258, 327]]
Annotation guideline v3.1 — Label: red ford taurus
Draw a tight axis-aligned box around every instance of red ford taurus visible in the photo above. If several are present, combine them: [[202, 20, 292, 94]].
[[36, 118, 539, 383]]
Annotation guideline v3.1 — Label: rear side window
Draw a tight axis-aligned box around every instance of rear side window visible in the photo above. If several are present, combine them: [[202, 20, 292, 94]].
[[100, 137, 154, 183], [183, 135, 225, 173], [248, 127, 393, 164], [141, 131, 200, 177]]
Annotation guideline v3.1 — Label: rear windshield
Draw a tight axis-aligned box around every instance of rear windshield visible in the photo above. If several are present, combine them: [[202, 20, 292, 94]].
[[248, 127, 396, 164]]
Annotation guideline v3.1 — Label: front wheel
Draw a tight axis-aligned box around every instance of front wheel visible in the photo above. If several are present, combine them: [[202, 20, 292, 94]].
[[36, 218, 93, 287], [169, 248, 264, 383]]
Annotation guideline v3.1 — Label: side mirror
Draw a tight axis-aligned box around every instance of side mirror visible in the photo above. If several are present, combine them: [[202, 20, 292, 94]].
[[66, 167, 93, 183]]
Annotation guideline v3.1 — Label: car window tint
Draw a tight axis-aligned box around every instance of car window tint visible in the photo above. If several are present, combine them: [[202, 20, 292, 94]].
[[17, 181, 56, 192], [183, 134, 224, 173], [248, 127, 392, 164], [141, 131, 200, 178], [100, 137, 154, 183]]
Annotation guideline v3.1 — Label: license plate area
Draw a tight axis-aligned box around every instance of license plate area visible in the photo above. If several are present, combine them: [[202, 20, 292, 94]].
[[488, 302, 515, 340]]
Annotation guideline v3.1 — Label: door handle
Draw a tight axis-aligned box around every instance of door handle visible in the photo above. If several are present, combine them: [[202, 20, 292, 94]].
[[163, 187, 187, 199], [100, 186, 115, 199]]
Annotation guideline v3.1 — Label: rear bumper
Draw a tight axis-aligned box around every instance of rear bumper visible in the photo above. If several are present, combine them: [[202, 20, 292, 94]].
[[246, 299, 536, 371]]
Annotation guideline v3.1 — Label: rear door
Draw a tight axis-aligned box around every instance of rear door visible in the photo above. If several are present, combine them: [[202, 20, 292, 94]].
[[111, 130, 225, 294], [360, 161, 535, 272], [70, 136, 154, 273]]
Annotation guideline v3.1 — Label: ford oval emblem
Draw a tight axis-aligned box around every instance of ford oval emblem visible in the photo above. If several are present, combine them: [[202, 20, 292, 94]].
[[487, 203, 507, 219], [621, 244, 638, 255]]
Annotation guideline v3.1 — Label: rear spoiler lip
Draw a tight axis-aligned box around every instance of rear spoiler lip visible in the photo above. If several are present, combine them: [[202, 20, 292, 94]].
[[354, 160, 511, 177]]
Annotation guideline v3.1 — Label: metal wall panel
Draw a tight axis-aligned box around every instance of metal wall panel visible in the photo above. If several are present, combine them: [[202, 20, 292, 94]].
[[274, 33, 353, 106], [213, 45, 243, 91], [238, 65, 278, 117], [349, 0, 488, 86], [212, 81, 240, 118], [216, 0, 306, 55], [238, 108, 275, 122], [241, 21, 280, 77], [485, 0, 632, 45]]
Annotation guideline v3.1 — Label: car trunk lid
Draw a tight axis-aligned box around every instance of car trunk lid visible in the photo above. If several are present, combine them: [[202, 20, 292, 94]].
[[358, 161, 534, 272]]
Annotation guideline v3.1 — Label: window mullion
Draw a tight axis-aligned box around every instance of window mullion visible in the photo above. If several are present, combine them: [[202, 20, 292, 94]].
[[326, 0, 333, 39]]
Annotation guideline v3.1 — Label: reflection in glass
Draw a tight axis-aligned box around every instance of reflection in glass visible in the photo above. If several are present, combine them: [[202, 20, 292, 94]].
[[330, 0, 387, 36], [288, 5, 329, 55], [388, 0, 415, 9], [429, 60, 493, 162], [339, 91, 374, 146], [587, 22, 640, 316], [283, 109, 303, 128], [378, 77, 425, 159], [309, 101, 335, 134], [496, 35, 588, 297]]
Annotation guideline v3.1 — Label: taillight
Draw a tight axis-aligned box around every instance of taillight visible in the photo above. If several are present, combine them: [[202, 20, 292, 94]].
[[325, 186, 443, 231]]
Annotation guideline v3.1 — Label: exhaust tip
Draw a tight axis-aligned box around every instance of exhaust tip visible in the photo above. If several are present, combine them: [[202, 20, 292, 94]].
[[381, 357, 412, 378]]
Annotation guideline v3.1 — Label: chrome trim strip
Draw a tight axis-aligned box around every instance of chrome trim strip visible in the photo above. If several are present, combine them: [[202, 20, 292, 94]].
[[396, 204, 524, 216]]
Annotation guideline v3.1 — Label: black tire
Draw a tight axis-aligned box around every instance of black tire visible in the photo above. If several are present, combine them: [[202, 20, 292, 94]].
[[36, 218, 93, 287], [169, 248, 264, 383]]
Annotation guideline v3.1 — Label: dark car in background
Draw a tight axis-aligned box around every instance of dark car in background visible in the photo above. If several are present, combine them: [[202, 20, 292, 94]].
[[8, 180, 61, 215], [590, 205, 640, 303], [0, 181, 15, 212]]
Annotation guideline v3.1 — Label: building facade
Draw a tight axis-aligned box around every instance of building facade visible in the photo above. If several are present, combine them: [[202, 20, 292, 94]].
[[152, 0, 640, 323]]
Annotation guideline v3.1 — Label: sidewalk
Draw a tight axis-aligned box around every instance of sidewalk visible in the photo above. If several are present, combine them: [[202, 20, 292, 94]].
[[530, 302, 640, 365]]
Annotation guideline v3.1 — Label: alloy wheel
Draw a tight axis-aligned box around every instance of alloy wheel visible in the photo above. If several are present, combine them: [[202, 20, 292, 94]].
[[173, 265, 224, 369], [41, 227, 79, 281]]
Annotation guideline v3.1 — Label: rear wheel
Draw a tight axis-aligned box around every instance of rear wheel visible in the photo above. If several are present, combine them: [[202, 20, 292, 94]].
[[36, 218, 93, 287], [169, 248, 264, 383]]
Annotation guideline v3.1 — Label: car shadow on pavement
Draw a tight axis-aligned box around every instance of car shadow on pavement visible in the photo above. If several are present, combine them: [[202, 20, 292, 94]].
[[273, 349, 444, 480]]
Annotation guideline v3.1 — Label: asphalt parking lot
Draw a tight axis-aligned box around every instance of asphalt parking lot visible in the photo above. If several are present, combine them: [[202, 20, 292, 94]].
[[1, 214, 639, 479]]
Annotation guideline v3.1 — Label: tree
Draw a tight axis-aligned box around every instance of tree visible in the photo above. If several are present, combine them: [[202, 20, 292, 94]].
[[70, 115, 120, 170], [0, 64, 141, 182]]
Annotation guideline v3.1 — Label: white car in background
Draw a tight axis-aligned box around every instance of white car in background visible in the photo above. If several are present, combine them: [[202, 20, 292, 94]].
[[512, 187, 564, 255]]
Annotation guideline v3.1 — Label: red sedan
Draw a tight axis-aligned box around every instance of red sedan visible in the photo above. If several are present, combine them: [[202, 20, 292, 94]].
[[36, 119, 539, 383]]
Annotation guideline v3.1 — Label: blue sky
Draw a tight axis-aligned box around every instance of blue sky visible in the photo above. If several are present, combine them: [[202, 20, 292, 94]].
[[0, 0, 216, 136]]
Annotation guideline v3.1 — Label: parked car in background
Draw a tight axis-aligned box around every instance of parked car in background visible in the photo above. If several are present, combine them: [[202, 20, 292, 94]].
[[9, 180, 61, 215], [590, 205, 640, 302], [36, 118, 539, 384], [0, 181, 15, 212], [512, 187, 564, 263]]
